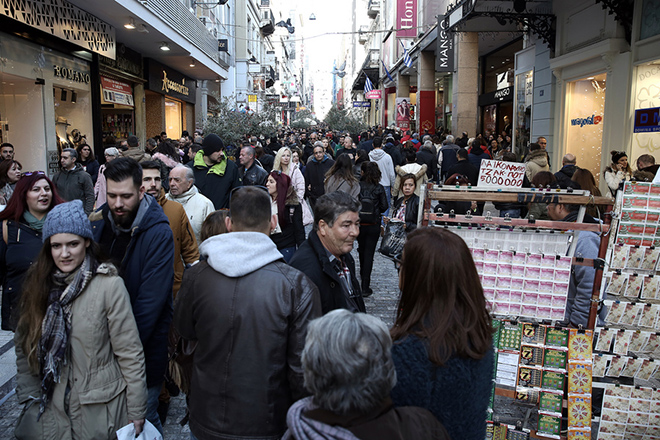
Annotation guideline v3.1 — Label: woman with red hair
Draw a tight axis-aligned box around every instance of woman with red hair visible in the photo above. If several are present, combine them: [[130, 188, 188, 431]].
[[266, 171, 305, 263], [0, 172, 64, 330]]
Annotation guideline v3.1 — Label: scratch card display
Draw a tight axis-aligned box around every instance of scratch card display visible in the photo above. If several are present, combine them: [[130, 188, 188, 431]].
[[617, 181, 660, 247], [567, 362, 592, 394], [568, 394, 591, 429], [454, 227, 572, 256], [596, 384, 660, 439], [568, 329, 593, 361], [476, 249, 570, 320], [538, 413, 561, 437], [539, 391, 562, 415]]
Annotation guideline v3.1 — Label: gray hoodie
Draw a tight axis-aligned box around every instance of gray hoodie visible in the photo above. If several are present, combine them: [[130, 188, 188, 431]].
[[199, 231, 283, 277], [369, 149, 396, 187]]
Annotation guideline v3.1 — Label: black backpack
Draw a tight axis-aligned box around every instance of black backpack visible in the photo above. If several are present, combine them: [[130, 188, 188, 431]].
[[359, 194, 379, 224]]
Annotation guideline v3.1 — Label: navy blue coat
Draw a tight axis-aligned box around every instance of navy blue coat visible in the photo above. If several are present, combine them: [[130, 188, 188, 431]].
[[391, 335, 494, 440], [91, 197, 174, 388], [0, 220, 43, 331]]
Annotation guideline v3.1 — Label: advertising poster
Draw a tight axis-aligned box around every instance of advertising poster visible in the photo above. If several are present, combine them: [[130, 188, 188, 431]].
[[395, 97, 411, 130]]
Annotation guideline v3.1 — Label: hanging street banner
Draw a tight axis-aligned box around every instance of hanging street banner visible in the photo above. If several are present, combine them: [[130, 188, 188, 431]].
[[396, 0, 417, 38], [477, 159, 526, 188], [365, 89, 382, 99]]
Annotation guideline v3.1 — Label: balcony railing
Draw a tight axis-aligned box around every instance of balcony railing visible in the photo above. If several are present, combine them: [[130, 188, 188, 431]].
[[138, 0, 220, 63]]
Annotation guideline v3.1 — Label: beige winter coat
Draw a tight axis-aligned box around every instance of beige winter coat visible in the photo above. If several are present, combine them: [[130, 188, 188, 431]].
[[14, 264, 147, 440], [525, 149, 550, 182]]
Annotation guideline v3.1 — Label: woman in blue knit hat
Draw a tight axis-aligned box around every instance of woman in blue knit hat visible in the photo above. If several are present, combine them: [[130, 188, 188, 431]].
[[13, 200, 147, 439]]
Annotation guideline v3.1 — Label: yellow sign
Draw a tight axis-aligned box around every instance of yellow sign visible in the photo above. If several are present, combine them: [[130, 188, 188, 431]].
[[248, 94, 257, 102]]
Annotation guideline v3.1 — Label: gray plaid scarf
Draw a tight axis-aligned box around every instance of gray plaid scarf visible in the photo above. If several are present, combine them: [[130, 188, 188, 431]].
[[38, 253, 97, 419]]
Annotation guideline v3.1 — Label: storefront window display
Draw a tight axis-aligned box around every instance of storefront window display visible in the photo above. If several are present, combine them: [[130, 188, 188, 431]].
[[631, 62, 660, 161], [0, 32, 93, 174], [165, 98, 182, 140], [565, 73, 606, 183], [514, 70, 533, 158]]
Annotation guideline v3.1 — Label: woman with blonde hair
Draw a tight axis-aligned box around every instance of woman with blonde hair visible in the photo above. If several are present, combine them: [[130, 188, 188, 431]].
[[273, 147, 313, 225]]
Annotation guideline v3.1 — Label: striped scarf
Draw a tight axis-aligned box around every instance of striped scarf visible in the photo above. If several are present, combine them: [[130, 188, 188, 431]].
[[38, 253, 97, 419]]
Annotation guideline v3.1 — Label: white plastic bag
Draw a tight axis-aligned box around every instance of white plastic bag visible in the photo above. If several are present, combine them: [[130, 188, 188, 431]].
[[116, 420, 163, 440]]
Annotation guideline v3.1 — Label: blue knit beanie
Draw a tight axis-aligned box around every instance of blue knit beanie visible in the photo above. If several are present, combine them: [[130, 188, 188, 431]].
[[43, 200, 94, 242]]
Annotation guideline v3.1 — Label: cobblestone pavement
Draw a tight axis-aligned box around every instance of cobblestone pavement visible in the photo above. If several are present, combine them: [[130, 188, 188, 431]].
[[0, 239, 402, 440]]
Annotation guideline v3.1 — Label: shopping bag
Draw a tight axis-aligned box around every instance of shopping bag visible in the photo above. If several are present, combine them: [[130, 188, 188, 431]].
[[379, 220, 406, 259], [116, 419, 163, 440]]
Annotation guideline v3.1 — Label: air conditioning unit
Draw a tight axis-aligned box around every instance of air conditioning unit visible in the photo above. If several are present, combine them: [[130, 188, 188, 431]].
[[367, 0, 380, 18]]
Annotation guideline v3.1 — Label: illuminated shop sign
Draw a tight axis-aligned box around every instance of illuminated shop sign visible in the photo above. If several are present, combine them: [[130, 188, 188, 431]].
[[570, 115, 602, 127], [54, 65, 91, 84]]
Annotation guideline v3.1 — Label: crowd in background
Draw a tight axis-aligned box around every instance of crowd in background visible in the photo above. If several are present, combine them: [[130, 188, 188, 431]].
[[0, 122, 655, 440]]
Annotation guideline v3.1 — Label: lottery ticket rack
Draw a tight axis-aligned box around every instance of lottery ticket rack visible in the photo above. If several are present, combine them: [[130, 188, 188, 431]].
[[419, 184, 616, 440], [594, 181, 660, 440]]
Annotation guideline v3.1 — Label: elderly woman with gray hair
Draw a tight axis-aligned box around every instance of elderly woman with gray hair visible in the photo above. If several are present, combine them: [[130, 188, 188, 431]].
[[283, 310, 449, 440]]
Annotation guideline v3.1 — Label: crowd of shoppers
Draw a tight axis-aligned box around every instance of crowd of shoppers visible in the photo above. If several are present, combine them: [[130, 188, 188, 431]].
[[0, 124, 649, 440]]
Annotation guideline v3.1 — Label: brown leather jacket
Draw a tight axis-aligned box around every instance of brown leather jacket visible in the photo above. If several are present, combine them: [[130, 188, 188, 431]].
[[173, 232, 321, 440]]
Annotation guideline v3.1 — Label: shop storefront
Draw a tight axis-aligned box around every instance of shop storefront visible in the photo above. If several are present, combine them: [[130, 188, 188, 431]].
[[631, 62, 660, 161], [564, 73, 607, 182], [478, 86, 513, 139], [144, 59, 197, 140], [99, 45, 144, 149], [479, 40, 521, 139], [0, 32, 93, 176]]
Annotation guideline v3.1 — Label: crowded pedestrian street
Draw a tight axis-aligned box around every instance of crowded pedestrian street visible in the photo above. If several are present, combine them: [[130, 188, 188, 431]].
[[0, 0, 658, 438], [0, 245, 404, 439]]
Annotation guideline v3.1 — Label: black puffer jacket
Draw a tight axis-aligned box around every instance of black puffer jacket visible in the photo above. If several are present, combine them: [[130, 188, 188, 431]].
[[174, 233, 321, 440], [392, 194, 420, 232]]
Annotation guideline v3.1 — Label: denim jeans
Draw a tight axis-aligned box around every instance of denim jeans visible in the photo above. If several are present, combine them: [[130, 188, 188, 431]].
[[146, 384, 164, 435], [383, 186, 392, 219], [357, 223, 381, 293]]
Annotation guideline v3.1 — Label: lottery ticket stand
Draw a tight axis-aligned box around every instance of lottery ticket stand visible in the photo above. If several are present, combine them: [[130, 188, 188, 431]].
[[419, 183, 614, 439], [593, 181, 660, 440]]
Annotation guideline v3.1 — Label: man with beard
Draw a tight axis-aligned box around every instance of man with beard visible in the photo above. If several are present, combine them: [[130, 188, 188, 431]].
[[90, 157, 174, 435]]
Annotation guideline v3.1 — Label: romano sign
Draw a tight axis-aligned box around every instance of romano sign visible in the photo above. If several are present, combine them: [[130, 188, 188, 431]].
[[144, 59, 196, 104]]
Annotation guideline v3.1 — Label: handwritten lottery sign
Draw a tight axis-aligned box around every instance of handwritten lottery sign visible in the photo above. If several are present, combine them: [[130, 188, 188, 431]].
[[477, 159, 526, 188]]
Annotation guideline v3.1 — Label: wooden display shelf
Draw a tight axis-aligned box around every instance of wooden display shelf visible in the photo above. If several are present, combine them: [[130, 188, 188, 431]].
[[425, 188, 614, 206], [424, 212, 610, 233]]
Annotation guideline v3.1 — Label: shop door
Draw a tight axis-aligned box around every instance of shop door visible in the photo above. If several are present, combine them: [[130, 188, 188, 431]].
[[0, 72, 47, 171], [565, 73, 607, 184]]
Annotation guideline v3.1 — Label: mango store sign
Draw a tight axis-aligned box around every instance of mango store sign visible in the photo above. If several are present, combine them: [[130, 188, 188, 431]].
[[477, 159, 526, 188]]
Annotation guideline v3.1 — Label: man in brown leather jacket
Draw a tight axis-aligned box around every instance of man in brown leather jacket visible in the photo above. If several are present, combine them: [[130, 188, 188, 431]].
[[173, 186, 321, 440]]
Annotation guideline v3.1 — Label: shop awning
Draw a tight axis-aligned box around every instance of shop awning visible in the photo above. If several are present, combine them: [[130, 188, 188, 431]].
[[444, 0, 555, 50], [352, 49, 380, 92]]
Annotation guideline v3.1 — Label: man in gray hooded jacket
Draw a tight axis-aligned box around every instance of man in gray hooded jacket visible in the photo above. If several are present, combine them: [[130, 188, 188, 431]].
[[173, 186, 321, 440]]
